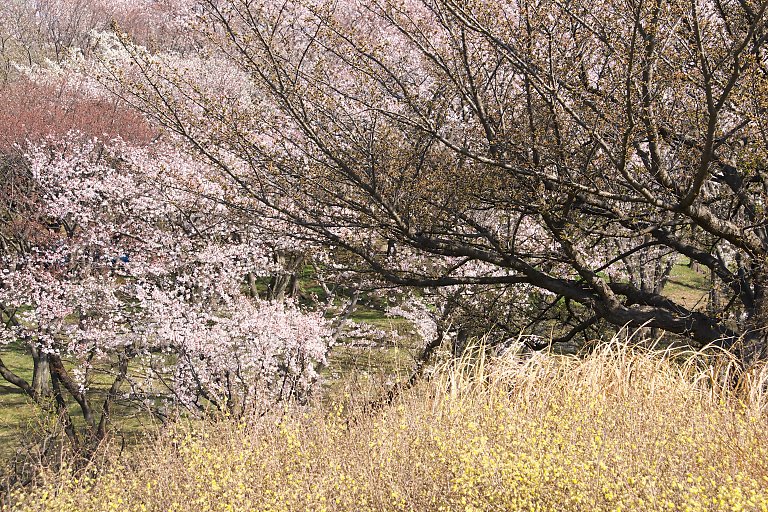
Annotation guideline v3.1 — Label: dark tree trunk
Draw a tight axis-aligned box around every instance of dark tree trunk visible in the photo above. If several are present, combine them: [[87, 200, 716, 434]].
[[738, 268, 768, 365]]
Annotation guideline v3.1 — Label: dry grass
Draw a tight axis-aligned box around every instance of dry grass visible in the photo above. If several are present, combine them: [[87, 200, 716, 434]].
[[8, 339, 768, 512]]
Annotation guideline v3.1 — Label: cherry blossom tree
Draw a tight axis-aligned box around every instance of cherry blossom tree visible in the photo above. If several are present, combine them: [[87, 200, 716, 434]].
[[0, 131, 330, 448], [90, 0, 768, 364], [0, 0, 199, 83]]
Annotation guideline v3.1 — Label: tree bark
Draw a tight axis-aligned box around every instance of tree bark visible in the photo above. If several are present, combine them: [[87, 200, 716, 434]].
[[31, 345, 50, 398]]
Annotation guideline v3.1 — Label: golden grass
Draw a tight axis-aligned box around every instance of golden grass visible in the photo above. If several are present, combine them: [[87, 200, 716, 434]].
[[8, 340, 768, 512]]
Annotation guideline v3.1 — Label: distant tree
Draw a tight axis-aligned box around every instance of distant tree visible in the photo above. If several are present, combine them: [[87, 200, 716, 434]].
[[96, 0, 768, 363], [0, 75, 154, 150], [0, 0, 200, 84]]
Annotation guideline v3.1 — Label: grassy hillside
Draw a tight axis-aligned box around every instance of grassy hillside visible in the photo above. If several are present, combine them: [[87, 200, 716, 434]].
[[9, 342, 768, 512]]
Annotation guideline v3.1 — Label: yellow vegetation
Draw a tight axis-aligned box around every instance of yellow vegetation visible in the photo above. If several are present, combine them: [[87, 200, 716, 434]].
[[10, 342, 768, 511]]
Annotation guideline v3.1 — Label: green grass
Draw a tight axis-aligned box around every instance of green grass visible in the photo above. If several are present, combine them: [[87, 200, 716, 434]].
[[321, 303, 423, 402], [348, 307, 415, 335], [0, 344, 160, 463], [663, 258, 710, 310], [0, 346, 37, 460], [0, 389, 36, 461]]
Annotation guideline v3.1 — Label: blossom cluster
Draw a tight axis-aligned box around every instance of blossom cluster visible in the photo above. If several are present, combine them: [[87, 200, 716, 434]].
[[0, 130, 329, 413]]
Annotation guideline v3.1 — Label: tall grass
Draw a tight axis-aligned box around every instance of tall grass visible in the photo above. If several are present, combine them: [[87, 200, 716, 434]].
[[8, 338, 768, 511]]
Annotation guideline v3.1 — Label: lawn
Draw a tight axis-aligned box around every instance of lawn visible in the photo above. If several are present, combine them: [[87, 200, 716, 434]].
[[663, 258, 711, 310], [0, 347, 36, 460], [0, 344, 160, 463]]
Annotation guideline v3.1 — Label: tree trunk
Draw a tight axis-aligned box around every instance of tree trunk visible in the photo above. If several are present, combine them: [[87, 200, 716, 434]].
[[30, 345, 50, 398], [736, 266, 768, 365], [266, 253, 303, 300]]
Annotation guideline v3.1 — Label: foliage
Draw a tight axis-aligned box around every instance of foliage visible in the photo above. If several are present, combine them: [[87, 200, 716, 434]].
[[0, 128, 330, 448], [90, 0, 768, 361], [8, 340, 768, 511], [4, 2, 768, 506]]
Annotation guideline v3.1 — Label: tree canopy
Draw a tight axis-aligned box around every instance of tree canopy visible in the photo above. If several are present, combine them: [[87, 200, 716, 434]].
[[95, 0, 768, 361]]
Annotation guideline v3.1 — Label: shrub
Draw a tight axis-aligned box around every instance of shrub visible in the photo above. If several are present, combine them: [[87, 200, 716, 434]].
[[8, 341, 768, 511]]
